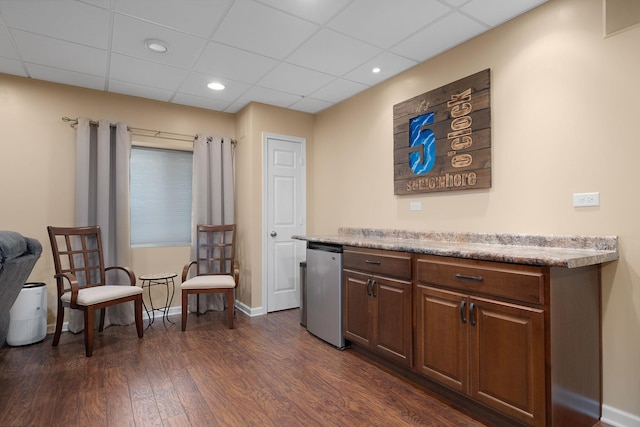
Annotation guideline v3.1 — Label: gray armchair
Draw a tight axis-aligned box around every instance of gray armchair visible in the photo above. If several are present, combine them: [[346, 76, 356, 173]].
[[0, 231, 42, 347]]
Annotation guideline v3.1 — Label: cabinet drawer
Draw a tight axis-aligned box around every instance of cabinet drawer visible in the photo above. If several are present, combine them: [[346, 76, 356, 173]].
[[416, 255, 545, 305], [344, 247, 412, 280]]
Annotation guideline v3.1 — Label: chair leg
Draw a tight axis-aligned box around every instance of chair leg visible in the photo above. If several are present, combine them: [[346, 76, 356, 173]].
[[52, 302, 64, 347], [135, 296, 144, 338], [181, 290, 188, 332], [84, 308, 95, 357], [227, 289, 234, 329], [98, 308, 106, 332]]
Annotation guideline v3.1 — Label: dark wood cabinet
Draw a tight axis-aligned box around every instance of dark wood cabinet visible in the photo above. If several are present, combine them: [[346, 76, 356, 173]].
[[414, 255, 601, 427], [415, 282, 546, 427], [469, 296, 545, 424], [333, 241, 603, 427], [343, 247, 413, 367]]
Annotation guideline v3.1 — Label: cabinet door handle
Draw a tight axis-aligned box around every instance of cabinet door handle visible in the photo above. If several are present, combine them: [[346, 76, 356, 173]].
[[460, 300, 467, 324], [455, 273, 483, 282], [366, 278, 372, 296], [371, 279, 377, 297], [364, 259, 381, 265], [470, 302, 476, 326]]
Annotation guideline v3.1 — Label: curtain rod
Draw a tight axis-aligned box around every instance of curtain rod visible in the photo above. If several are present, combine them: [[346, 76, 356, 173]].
[[61, 116, 236, 144]]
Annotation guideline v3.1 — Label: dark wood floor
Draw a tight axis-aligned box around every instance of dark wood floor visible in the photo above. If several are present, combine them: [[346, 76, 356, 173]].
[[0, 309, 612, 427]]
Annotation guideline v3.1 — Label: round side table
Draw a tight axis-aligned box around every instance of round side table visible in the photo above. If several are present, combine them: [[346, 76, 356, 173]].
[[139, 272, 177, 328]]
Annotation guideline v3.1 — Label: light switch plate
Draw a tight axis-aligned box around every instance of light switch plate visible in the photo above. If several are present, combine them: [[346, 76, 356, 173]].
[[573, 192, 600, 207], [410, 202, 422, 211]]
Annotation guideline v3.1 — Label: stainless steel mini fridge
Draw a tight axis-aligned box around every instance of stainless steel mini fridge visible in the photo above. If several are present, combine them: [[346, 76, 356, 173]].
[[305, 242, 345, 349]]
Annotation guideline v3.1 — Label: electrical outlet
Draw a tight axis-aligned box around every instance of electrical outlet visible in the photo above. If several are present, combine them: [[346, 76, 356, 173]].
[[573, 192, 600, 207], [410, 202, 422, 211]]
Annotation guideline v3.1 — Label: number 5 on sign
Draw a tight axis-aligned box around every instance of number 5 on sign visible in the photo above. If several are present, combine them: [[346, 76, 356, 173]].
[[408, 112, 435, 175]]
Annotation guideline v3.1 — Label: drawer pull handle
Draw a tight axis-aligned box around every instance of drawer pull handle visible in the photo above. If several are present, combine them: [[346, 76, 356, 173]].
[[455, 273, 483, 282], [371, 279, 377, 298], [460, 300, 467, 324], [364, 259, 381, 265], [366, 278, 372, 296]]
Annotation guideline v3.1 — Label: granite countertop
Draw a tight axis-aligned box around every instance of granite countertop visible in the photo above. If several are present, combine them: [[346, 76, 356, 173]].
[[293, 228, 619, 268]]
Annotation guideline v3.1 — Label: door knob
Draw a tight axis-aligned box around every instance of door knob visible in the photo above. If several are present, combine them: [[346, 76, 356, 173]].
[[270, 231, 277, 237]]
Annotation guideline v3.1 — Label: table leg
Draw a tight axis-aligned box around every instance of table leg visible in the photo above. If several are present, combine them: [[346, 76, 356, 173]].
[[162, 277, 176, 326]]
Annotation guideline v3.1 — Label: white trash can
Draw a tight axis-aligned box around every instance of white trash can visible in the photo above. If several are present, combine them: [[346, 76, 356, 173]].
[[7, 282, 47, 346]]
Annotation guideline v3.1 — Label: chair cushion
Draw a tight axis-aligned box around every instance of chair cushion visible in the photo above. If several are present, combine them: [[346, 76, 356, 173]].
[[181, 275, 235, 290], [61, 285, 142, 306]]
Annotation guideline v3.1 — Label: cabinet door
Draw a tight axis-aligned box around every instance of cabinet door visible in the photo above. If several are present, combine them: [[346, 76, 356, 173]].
[[414, 285, 469, 393], [470, 297, 545, 427], [343, 270, 372, 347], [372, 276, 413, 367]]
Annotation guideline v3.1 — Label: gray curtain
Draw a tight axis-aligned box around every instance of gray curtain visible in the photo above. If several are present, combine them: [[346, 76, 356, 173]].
[[71, 117, 134, 332], [190, 135, 235, 313]]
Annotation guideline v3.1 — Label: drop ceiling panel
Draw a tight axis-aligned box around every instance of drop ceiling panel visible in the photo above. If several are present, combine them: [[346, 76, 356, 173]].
[[440, 0, 473, 6], [258, 62, 335, 97], [327, 0, 451, 49], [0, 57, 25, 77], [0, 22, 17, 58], [111, 15, 207, 68], [461, 0, 548, 26], [310, 78, 368, 103], [343, 51, 418, 86], [12, 30, 106, 76], [391, 12, 488, 61], [288, 97, 333, 114], [0, 0, 109, 49], [193, 42, 278, 84], [109, 79, 174, 102], [179, 71, 251, 101], [109, 53, 188, 90], [172, 92, 232, 111], [286, 29, 381, 77], [255, 0, 354, 24], [113, 0, 233, 38], [28, 63, 105, 90], [235, 86, 302, 109], [212, 1, 318, 60]]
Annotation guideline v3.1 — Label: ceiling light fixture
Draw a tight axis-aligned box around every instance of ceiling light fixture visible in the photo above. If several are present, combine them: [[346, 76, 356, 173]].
[[372, 67, 381, 73], [144, 39, 168, 53], [207, 82, 225, 91]]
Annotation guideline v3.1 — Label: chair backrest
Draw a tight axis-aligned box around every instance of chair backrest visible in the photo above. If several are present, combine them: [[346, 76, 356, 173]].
[[195, 224, 236, 276], [47, 226, 106, 295]]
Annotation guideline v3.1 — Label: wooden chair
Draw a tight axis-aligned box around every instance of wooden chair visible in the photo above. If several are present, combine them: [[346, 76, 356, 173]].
[[181, 224, 239, 331], [47, 225, 143, 357]]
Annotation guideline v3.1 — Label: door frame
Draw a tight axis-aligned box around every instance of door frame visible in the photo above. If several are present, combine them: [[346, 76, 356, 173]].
[[261, 132, 307, 315]]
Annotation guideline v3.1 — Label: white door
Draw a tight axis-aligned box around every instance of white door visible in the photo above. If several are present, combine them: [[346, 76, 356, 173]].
[[263, 134, 306, 312]]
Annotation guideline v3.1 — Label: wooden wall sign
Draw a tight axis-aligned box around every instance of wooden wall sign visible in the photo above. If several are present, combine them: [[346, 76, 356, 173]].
[[393, 69, 491, 195]]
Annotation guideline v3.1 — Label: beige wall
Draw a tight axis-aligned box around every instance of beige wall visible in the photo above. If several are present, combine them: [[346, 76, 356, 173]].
[[312, 0, 639, 419], [235, 102, 314, 310]]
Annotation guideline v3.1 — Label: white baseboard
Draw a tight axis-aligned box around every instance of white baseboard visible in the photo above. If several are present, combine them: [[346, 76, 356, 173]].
[[48, 303, 262, 333], [234, 301, 265, 316], [602, 404, 640, 427]]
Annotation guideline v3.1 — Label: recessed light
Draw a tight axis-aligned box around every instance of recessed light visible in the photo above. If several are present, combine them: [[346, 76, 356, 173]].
[[207, 82, 225, 91], [144, 39, 168, 53], [372, 67, 381, 73]]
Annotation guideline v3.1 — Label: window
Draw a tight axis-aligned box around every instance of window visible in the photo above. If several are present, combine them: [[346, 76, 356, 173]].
[[130, 146, 193, 246]]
